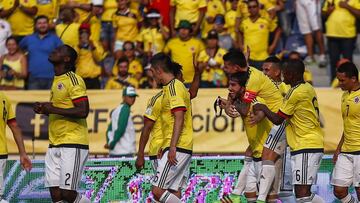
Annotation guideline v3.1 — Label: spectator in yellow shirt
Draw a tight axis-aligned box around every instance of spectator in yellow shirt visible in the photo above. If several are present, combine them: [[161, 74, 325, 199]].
[[60, 0, 91, 23], [322, 0, 360, 81], [197, 30, 228, 87], [76, 24, 105, 89], [213, 14, 235, 50], [225, 0, 238, 41], [83, 0, 104, 43], [201, 0, 225, 38], [0, 0, 38, 41], [112, 41, 143, 81], [136, 9, 170, 57], [106, 57, 139, 89], [169, 0, 207, 36], [36, 0, 59, 29], [56, 8, 81, 49], [164, 20, 205, 85], [101, 0, 117, 53], [112, 0, 142, 58], [239, 0, 281, 70]]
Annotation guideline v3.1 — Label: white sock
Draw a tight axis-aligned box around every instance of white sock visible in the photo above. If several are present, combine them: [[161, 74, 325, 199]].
[[340, 194, 357, 203], [246, 197, 257, 203], [257, 160, 276, 201], [310, 193, 325, 203], [296, 196, 312, 203], [279, 194, 296, 203], [159, 191, 181, 203], [232, 156, 252, 195], [75, 194, 91, 203]]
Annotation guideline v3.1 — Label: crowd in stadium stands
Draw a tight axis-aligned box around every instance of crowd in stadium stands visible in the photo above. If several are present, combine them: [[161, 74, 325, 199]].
[[0, 0, 358, 90]]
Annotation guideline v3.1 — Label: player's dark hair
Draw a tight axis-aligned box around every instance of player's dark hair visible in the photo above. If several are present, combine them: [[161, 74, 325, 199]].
[[150, 52, 173, 74], [282, 59, 305, 76], [337, 61, 359, 80], [223, 49, 247, 68], [172, 61, 183, 77], [117, 57, 129, 65], [63, 45, 78, 71], [264, 56, 281, 69], [229, 71, 249, 87], [34, 15, 49, 23], [288, 51, 302, 60]]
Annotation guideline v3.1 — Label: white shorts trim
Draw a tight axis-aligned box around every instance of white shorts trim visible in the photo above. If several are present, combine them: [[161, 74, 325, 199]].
[[45, 147, 89, 190], [291, 152, 323, 185], [151, 150, 191, 191], [331, 153, 360, 187], [264, 122, 287, 155]]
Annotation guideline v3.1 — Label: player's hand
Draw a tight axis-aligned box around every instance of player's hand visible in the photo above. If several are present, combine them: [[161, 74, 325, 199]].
[[20, 154, 32, 172], [339, 0, 349, 8], [333, 149, 340, 163], [252, 103, 265, 112], [33, 102, 44, 114], [219, 97, 228, 109], [168, 147, 177, 166], [135, 154, 145, 170], [225, 104, 241, 118], [41, 102, 54, 114]]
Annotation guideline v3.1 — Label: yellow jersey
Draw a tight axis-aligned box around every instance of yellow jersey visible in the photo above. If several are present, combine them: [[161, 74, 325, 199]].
[[36, 0, 59, 23], [275, 81, 290, 97], [0, 0, 36, 36], [197, 48, 228, 86], [225, 10, 237, 40], [75, 42, 104, 79], [244, 66, 282, 112], [201, 0, 225, 38], [170, 0, 207, 26], [164, 37, 205, 83], [279, 82, 324, 153], [244, 97, 272, 158], [89, 16, 102, 43], [49, 71, 89, 147], [136, 27, 169, 53], [105, 76, 139, 89], [55, 23, 80, 49], [60, 0, 90, 22], [341, 89, 360, 153], [161, 79, 193, 152], [144, 91, 163, 157], [323, 0, 360, 38], [102, 0, 118, 21], [240, 17, 277, 61], [0, 92, 15, 156], [112, 9, 141, 42], [1, 57, 25, 89]]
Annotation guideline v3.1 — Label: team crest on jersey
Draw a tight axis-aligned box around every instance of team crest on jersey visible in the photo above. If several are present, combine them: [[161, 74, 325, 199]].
[[260, 24, 264, 29], [145, 107, 153, 115], [354, 96, 360, 103], [57, 82, 64, 90]]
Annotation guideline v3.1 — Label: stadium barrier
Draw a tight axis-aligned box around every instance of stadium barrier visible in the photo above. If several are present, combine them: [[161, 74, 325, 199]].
[[2, 156, 353, 202], [5, 88, 342, 154]]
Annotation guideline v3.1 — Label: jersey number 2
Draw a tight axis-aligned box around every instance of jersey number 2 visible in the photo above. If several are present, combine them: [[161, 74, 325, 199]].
[[65, 173, 71, 186]]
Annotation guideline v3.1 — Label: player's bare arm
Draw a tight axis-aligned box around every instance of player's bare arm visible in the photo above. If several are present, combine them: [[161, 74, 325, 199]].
[[38, 99, 89, 119], [8, 121, 32, 171], [249, 109, 266, 126], [333, 133, 344, 164], [168, 110, 185, 166], [233, 99, 250, 118], [136, 118, 155, 170], [253, 103, 285, 125]]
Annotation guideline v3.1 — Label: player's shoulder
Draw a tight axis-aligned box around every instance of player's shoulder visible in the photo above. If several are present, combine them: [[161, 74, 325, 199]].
[[165, 79, 186, 95], [149, 90, 163, 106], [64, 71, 85, 87], [285, 82, 312, 99]]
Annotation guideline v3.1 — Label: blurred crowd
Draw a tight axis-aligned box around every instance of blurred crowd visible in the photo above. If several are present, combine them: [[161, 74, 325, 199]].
[[0, 0, 358, 90]]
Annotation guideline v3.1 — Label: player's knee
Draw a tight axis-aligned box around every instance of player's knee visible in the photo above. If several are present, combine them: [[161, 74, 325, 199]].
[[49, 187, 62, 202], [333, 186, 348, 199], [262, 147, 279, 161], [60, 189, 77, 202], [152, 186, 165, 201], [294, 185, 311, 198]]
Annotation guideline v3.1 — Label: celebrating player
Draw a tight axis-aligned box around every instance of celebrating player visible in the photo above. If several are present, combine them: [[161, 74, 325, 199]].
[[253, 59, 325, 203], [332, 61, 360, 202], [149, 53, 193, 202], [34, 45, 91, 203]]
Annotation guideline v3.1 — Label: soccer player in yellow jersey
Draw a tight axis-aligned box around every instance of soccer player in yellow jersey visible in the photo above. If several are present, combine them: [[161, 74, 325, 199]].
[[228, 72, 273, 203], [331, 62, 360, 202], [253, 59, 325, 203], [148, 53, 192, 203], [222, 50, 285, 202], [0, 92, 32, 203], [136, 58, 202, 173], [33, 45, 91, 203]]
